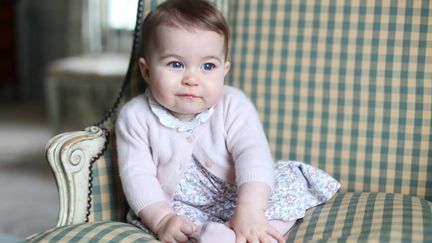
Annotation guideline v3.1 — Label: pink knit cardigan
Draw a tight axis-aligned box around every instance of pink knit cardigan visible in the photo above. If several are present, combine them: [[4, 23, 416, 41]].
[[116, 86, 274, 214]]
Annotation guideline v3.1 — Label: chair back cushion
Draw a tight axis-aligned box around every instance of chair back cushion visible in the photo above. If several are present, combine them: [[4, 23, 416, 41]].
[[228, 0, 431, 200]]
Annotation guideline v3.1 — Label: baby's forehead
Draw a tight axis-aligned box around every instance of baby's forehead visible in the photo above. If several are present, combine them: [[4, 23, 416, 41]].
[[153, 24, 227, 45], [145, 23, 228, 59], [155, 23, 220, 36]]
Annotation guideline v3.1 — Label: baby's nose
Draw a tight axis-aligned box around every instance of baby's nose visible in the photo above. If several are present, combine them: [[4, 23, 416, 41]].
[[181, 76, 199, 86]]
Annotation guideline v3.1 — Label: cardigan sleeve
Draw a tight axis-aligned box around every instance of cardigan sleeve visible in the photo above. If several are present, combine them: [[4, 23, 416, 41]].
[[116, 97, 167, 214], [223, 87, 275, 190]]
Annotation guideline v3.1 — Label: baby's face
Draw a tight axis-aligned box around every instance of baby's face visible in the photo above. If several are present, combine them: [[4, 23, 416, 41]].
[[139, 25, 230, 121]]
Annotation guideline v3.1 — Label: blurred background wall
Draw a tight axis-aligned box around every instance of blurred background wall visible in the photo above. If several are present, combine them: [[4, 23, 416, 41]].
[[1, 0, 135, 104], [16, 0, 73, 102], [0, 0, 136, 239]]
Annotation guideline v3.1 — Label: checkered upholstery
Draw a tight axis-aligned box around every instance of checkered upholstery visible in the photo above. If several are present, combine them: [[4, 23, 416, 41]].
[[28, 221, 159, 242], [28, 0, 431, 242], [228, 0, 431, 199], [29, 193, 432, 242], [287, 192, 432, 242]]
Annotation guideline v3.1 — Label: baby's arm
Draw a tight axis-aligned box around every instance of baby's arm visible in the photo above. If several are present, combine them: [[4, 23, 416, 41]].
[[139, 201, 198, 243], [228, 182, 284, 243], [116, 103, 197, 242]]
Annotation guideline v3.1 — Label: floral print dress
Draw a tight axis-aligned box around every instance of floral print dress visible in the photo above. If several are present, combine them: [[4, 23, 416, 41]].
[[127, 90, 341, 233]]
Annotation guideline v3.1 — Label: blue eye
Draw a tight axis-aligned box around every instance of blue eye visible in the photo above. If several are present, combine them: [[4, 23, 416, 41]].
[[168, 61, 183, 69], [202, 63, 215, 71]]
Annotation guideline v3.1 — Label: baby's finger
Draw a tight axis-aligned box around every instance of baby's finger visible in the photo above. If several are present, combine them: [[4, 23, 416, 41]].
[[172, 231, 189, 243], [242, 233, 261, 243], [234, 234, 246, 243], [267, 226, 285, 243], [179, 222, 197, 236], [249, 239, 260, 243], [257, 233, 273, 243], [249, 235, 262, 243], [159, 233, 183, 243]]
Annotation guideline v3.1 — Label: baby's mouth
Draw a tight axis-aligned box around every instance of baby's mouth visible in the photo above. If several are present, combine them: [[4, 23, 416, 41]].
[[177, 93, 201, 99]]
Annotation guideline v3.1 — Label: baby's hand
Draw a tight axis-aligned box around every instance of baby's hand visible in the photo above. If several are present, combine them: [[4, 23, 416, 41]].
[[154, 213, 198, 243], [228, 205, 284, 243]]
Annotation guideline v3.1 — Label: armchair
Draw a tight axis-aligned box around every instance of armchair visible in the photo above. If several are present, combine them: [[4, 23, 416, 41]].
[[29, 0, 431, 242]]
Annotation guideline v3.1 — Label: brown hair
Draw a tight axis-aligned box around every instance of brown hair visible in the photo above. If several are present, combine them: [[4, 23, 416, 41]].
[[139, 0, 229, 59]]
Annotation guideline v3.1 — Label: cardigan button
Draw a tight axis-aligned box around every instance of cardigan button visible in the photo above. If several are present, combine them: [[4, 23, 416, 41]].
[[186, 135, 195, 143], [205, 160, 213, 168]]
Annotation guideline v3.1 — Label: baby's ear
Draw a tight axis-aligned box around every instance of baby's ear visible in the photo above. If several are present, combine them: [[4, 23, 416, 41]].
[[138, 57, 150, 82], [224, 61, 231, 77]]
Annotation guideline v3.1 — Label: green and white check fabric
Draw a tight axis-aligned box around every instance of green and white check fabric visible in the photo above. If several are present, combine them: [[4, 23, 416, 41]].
[[228, 0, 432, 200], [28, 193, 432, 242]]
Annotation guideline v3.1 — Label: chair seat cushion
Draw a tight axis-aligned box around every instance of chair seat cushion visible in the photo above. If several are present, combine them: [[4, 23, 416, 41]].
[[28, 192, 431, 242], [27, 221, 158, 243], [288, 192, 432, 242]]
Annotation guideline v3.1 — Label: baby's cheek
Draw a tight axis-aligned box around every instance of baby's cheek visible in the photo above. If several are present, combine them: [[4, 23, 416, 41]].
[[152, 91, 172, 108], [207, 91, 224, 107]]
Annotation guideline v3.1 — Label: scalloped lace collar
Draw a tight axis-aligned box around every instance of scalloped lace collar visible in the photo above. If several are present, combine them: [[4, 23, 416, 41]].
[[145, 89, 214, 132]]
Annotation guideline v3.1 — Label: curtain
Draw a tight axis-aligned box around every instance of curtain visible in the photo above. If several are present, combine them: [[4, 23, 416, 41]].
[[67, 0, 136, 54]]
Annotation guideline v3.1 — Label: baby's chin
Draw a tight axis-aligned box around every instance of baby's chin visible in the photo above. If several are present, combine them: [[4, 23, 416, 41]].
[[168, 110, 199, 121], [169, 107, 213, 121]]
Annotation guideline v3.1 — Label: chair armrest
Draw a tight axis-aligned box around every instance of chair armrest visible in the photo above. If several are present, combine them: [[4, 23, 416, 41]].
[[46, 126, 107, 227]]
